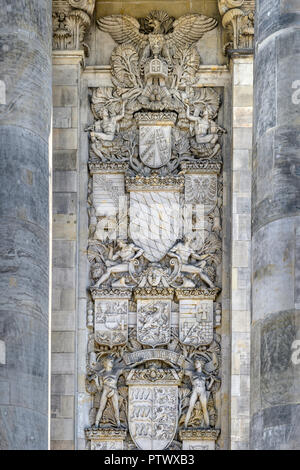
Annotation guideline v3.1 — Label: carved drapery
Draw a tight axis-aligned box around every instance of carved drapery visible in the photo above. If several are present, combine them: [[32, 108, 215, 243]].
[[218, 0, 255, 53], [85, 10, 225, 450], [52, 0, 95, 54]]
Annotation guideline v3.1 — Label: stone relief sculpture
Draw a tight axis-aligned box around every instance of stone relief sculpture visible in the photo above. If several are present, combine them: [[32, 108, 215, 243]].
[[52, 0, 96, 54], [137, 300, 171, 347], [85, 9, 225, 450], [218, 0, 255, 53], [183, 359, 216, 428], [93, 240, 144, 288]]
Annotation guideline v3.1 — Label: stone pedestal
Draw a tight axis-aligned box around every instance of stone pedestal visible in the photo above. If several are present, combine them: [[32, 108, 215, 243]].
[[179, 429, 220, 450], [85, 428, 127, 450]]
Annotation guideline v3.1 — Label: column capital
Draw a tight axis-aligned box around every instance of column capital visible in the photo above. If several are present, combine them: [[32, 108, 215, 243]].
[[217, 0, 255, 55], [52, 0, 95, 56]]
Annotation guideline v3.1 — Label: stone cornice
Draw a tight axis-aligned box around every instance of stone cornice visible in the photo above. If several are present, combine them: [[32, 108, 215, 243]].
[[90, 287, 132, 300], [179, 429, 220, 440], [126, 174, 185, 192], [176, 288, 220, 301], [52, 49, 85, 66]]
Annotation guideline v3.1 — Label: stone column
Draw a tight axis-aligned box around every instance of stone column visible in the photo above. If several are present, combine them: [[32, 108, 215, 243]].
[[0, 1, 52, 450], [251, 1, 300, 450]]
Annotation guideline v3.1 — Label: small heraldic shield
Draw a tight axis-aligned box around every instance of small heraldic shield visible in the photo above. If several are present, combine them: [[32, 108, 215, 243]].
[[179, 299, 214, 347], [94, 299, 128, 347]]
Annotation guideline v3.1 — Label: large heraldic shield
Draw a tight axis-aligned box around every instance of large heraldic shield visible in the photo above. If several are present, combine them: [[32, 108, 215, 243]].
[[127, 369, 179, 450], [129, 190, 181, 262]]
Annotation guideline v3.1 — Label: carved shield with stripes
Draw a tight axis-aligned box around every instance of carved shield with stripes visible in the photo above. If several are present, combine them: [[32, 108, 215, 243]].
[[129, 191, 181, 262]]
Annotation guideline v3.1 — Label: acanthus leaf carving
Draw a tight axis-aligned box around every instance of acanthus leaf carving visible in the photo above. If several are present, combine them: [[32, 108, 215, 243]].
[[218, 0, 255, 53], [52, 0, 95, 54]]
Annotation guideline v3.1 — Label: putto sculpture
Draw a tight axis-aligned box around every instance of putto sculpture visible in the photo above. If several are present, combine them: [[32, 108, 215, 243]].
[[85, 9, 224, 450]]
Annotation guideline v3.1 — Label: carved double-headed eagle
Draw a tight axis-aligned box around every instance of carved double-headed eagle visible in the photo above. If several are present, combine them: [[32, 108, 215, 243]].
[[97, 10, 218, 60]]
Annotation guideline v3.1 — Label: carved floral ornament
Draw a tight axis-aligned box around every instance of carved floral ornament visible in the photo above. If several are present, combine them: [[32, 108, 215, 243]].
[[85, 10, 224, 450], [218, 0, 255, 52], [52, 0, 95, 53]]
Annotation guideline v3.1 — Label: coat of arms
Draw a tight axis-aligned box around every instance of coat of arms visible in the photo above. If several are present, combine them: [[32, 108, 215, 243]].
[[129, 189, 181, 262], [127, 368, 179, 450], [94, 299, 128, 347], [137, 300, 171, 347], [179, 299, 214, 346]]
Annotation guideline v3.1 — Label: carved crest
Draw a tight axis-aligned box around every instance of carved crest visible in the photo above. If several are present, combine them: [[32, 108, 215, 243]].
[[94, 298, 129, 347], [179, 298, 214, 347], [129, 189, 181, 262], [137, 299, 171, 347], [139, 126, 171, 169], [86, 8, 224, 451], [127, 368, 180, 450]]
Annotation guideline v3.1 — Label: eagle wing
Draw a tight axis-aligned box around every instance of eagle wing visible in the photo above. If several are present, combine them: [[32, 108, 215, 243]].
[[166, 14, 218, 50], [97, 15, 148, 52], [69, 0, 95, 16]]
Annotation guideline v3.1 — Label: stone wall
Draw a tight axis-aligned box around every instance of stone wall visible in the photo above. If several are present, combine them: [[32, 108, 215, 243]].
[[230, 55, 253, 449], [51, 52, 84, 450]]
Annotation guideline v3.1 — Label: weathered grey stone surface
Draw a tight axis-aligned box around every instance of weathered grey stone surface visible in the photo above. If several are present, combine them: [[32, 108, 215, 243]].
[[0, 0, 51, 450], [251, 0, 300, 450]]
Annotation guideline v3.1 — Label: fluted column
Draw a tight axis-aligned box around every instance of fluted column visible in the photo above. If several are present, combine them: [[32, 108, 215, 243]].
[[0, 1, 52, 449], [251, 1, 300, 450]]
